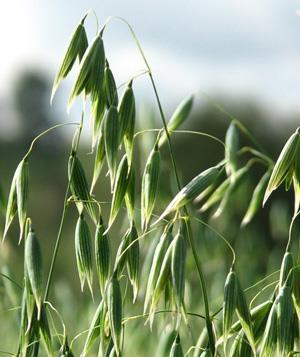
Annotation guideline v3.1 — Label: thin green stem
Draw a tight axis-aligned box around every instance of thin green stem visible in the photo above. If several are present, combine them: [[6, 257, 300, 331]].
[[117, 69, 150, 90], [185, 218, 215, 354], [44, 117, 84, 300], [122, 309, 206, 324], [249, 280, 278, 309], [190, 216, 236, 266], [103, 16, 216, 353], [134, 128, 225, 149], [239, 146, 273, 166], [197, 90, 269, 156], [244, 270, 280, 293], [23, 123, 79, 161], [286, 210, 300, 252]]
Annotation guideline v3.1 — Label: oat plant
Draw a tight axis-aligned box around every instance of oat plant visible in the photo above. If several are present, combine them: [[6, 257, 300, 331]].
[[2, 10, 300, 357]]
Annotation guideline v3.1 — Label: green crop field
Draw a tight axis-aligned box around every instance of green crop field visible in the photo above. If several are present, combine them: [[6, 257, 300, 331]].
[[1, 8, 300, 357]]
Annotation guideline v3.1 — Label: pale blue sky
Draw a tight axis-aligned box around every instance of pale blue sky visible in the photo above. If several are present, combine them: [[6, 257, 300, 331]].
[[1, 0, 300, 114]]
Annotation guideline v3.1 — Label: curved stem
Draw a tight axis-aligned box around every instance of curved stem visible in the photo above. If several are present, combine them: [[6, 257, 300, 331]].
[[23, 123, 79, 161], [44, 117, 84, 300], [239, 146, 274, 166], [197, 90, 269, 156], [286, 210, 300, 252], [249, 280, 278, 308], [117, 69, 150, 90], [134, 128, 225, 149], [191, 216, 235, 266], [122, 309, 206, 324], [102, 16, 215, 354]]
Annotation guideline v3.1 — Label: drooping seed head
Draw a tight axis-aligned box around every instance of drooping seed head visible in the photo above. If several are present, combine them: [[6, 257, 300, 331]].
[[144, 225, 172, 314], [235, 277, 256, 354], [119, 83, 135, 154], [277, 285, 294, 355], [241, 171, 270, 226], [82, 300, 106, 356], [25, 228, 43, 320], [279, 251, 294, 288], [154, 166, 219, 225], [158, 95, 194, 147], [169, 333, 184, 357], [16, 159, 29, 243], [141, 144, 160, 231], [126, 223, 139, 302], [222, 269, 237, 350], [107, 155, 129, 231], [263, 129, 300, 205], [104, 106, 120, 187], [51, 13, 88, 102], [68, 34, 105, 109], [75, 214, 93, 296], [225, 122, 239, 177], [95, 221, 110, 296], [106, 275, 122, 356], [68, 153, 96, 223], [104, 62, 118, 107], [125, 165, 136, 224], [171, 224, 187, 312]]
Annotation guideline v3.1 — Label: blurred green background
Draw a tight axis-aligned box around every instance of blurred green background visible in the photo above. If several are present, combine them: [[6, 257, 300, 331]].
[[0, 68, 299, 355]]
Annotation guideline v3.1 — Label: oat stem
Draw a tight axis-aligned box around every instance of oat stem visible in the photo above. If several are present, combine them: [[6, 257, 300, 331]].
[[44, 115, 84, 300]]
